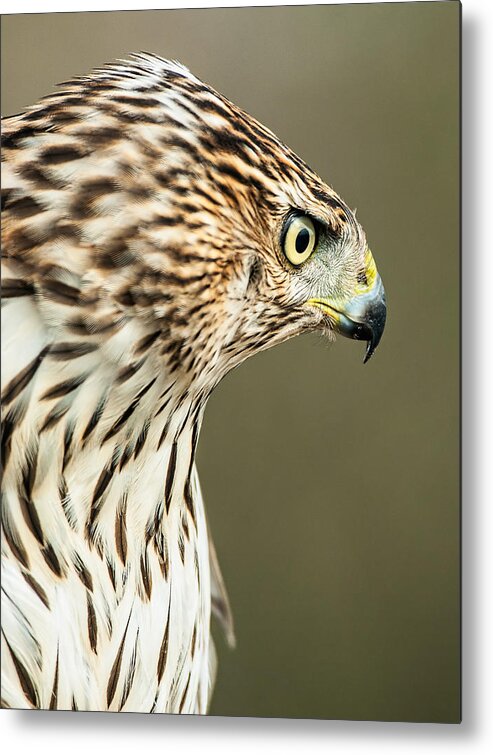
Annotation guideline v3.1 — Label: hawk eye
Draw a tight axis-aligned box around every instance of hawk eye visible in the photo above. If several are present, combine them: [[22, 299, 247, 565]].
[[283, 215, 317, 266]]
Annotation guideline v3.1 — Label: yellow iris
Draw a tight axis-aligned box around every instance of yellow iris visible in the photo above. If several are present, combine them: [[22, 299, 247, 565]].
[[283, 215, 317, 266]]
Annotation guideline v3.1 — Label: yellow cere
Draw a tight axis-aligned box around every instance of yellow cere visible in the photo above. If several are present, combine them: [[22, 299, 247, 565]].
[[358, 248, 378, 293]]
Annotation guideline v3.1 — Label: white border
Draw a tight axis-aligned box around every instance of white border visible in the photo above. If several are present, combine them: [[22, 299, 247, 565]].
[[0, 0, 444, 14], [2, 0, 493, 753]]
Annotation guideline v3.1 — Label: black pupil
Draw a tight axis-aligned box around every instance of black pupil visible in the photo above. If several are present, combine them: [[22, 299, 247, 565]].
[[295, 228, 311, 255]]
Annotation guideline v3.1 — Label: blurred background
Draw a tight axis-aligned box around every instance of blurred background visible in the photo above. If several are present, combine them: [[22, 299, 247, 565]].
[[1, 1, 460, 723]]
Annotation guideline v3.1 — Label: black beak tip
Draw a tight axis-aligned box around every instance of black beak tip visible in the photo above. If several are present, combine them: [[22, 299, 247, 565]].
[[362, 303, 386, 364], [363, 342, 375, 364]]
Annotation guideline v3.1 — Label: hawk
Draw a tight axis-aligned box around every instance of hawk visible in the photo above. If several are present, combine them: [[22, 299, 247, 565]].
[[1, 54, 386, 713]]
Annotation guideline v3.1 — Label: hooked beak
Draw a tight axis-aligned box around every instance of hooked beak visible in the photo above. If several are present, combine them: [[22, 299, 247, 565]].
[[306, 249, 387, 363]]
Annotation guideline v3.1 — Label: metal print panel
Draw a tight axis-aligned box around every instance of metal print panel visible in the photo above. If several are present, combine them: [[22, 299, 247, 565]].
[[1, 1, 460, 722]]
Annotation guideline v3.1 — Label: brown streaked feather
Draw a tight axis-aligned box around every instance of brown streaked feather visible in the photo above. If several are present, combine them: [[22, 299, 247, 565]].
[[18, 496, 44, 545], [21, 571, 50, 610], [178, 672, 191, 713], [49, 649, 59, 710], [106, 615, 131, 707], [2, 347, 48, 406], [48, 342, 98, 361], [119, 631, 139, 711], [40, 404, 70, 433], [41, 544, 65, 578], [74, 554, 94, 592], [140, 551, 153, 601], [41, 280, 80, 306], [2, 632, 38, 708], [87, 591, 98, 654], [2, 506, 30, 570], [157, 602, 171, 684], [1, 278, 35, 298], [115, 500, 128, 566], [41, 375, 86, 402], [164, 441, 178, 513]]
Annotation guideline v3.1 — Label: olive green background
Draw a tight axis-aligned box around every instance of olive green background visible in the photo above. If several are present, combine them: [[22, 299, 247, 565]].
[[1, 1, 460, 723]]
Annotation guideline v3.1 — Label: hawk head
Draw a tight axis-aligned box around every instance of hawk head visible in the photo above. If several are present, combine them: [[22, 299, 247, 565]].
[[2, 53, 386, 396]]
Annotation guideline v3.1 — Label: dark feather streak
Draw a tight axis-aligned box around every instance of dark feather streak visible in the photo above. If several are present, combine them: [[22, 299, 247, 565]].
[[2, 511, 30, 569], [41, 374, 86, 401], [157, 602, 171, 683], [178, 673, 191, 713], [21, 571, 50, 609], [74, 554, 94, 592], [1, 413, 14, 469], [115, 503, 128, 566], [87, 592, 98, 654], [41, 144, 86, 164], [106, 614, 131, 707], [41, 544, 64, 578], [140, 552, 152, 601], [1, 278, 35, 298], [42, 279, 80, 306], [164, 441, 178, 513], [19, 496, 44, 545], [2, 347, 48, 405], [2, 632, 38, 708], [5, 195, 43, 218], [49, 649, 59, 710], [116, 359, 144, 385], [119, 631, 139, 711], [49, 342, 98, 360], [82, 395, 107, 444], [40, 403, 70, 432], [135, 330, 161, 355]]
